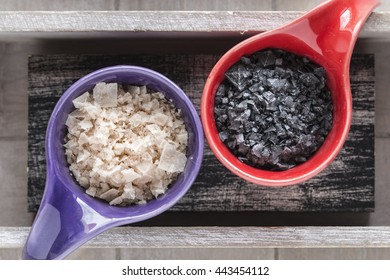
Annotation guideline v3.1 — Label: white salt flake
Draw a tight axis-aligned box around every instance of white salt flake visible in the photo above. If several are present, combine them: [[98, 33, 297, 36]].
[[135, 157, 153, 175], [158, 143, 187, 173], [86, 186, 97, 197], [65, 115, 77, 128], [78, 132, 89, 146], [72, 92, 90, 108], [121, 168, 141, 183], [151, 180, 165, 197], [109, 197, 123, 205], [177, 131, 188, 145], [150, 112, 170, 126], [93, 82, 118, 107], [79, 120, 93, 130], [69, 109, 85, 118], [122, 184, 136, 200], [113, 143, 125, 155], [139, 85, 147, 95], [76, 150, 90, 163], [129, 113, 142, 127], [99, 188, 120, 201], [128, 85, 140, 95], [133, 174, 154, 186], [84, 105, 102, 118], [146, 124, 166, 139]]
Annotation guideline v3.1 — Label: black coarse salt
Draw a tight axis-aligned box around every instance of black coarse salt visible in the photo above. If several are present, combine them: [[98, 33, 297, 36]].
[[214, 49, 333, 171]]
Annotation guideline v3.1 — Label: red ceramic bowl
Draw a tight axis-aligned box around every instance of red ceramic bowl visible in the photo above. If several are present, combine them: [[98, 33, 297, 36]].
[[201, 0, 379, 186]]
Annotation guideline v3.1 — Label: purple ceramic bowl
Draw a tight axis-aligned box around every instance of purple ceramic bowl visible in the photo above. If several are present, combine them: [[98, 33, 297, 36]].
[[22, 66, 204, 260]]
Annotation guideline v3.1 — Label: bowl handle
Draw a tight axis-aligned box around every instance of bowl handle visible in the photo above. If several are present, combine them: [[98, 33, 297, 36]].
[[278, 0, 380, 64], [22, 174, 113, 260]]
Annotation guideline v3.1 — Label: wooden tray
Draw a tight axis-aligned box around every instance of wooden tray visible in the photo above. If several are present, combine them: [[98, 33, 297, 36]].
[[28, 54, 374, 213]]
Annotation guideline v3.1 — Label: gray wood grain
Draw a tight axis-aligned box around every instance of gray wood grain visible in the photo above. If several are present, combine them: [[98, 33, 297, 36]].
[[0, 248, 22, 260], [355, 39, 390, 138], [119, 248, 275, 260], [0, 11, 387, 34], [0, 42, 28, 139], [66, 248, 119, 260], [27, 54, 375, 213], [273, 0, 324, 11], [0, 0, 116, 11], [373, 138, 390, 226], [0, 140, 34, 226], [278, 248, 390, 259], [118, 0, 272, 11], [3, 227, 390, 248]]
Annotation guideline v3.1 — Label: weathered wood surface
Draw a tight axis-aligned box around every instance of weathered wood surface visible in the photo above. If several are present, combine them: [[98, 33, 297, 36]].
[[0, 11, 388, 34], [2, 226, 390, 248], [28, 54, 374, 213]]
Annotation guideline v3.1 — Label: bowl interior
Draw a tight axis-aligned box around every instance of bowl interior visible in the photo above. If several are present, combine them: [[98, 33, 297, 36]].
[[47, 66, 203, 219]]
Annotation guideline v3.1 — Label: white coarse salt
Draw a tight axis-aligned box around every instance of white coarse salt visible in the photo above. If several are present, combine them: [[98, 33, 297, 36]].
[[72, 92, 90, 108], [158, 142, 187, 173], [79, 120, 93, 131], [93, 82, 118, 108], [121, 168, 141, 183], [64, 83, 188, 206]]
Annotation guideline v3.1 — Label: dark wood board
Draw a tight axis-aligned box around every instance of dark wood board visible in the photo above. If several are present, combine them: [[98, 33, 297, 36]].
[[28, 54, 374, 213]]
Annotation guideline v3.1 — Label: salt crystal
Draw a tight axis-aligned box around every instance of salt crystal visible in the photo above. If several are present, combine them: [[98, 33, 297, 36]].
[[99, 189, 120, 201], [121, 168, 141, 183], [100, 182, 111, 193], [93, 82, 118, 108], [65, 149, 74, 164], [146, 124, 166, 139], [65, 115, 77, 128], [128, 85, 140, 95], [151, 180, 165, 197], [142, 101, 154, 112], [78, 132, 89, 146], [129, 113, 142, 127], [69, 109, 85, 118], [110, 175, 123, 188], [133, 174, 153, 186], [139, 85, 147, 95], [76, 150, 90, 163], [72, 92, 90, 108], [109, 197, 123, 205], [84, 105, 101, 118], [135, 156, 153, 175], [122, 184, 136, 199], [177, 131, 188, 145], [86, 187, 97, 197], [158, 143, 187, 173], [150, 112, 169, 126], [113, 143, 125, 155], [79, 120, 93, 131]]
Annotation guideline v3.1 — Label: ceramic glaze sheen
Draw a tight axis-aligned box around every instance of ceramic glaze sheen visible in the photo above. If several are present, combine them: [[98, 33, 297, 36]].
[[201, 0, 380, 187]]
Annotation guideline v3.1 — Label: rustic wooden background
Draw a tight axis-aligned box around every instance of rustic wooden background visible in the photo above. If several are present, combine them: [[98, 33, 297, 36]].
[[1, 0, 390, 260]]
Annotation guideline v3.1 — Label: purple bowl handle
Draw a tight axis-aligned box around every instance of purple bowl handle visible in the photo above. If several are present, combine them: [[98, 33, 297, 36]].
[[22, 172, 114, 260]]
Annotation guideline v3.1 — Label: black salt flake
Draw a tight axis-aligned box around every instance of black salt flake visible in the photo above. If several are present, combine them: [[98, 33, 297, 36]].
[[214, 48, 333, 171], [225, 63, 252, 91]]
